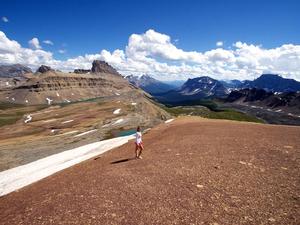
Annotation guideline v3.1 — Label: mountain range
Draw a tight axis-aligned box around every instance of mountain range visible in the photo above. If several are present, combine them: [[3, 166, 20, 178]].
[[240, 74, 300, 92], [125, 73, 300, 101], [219, 74, 300, 93], [1, 63, 300, 105], [226, 88, 300, 110], [126, 74, 175, 94], [154, 76, 228, 104], [0, 64, 32, 78]]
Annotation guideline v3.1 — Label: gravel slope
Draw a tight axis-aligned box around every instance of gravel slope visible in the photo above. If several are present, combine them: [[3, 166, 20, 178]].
[[0, 117, 299, 225]]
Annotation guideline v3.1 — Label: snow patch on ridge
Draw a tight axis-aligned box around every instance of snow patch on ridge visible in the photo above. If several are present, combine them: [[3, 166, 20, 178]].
[[165, 119, 174, 123], [24, 115, 32, 123], [62, 120, 74, 124], [113, 109, 121, 114], [46, 97, 53, 105], [74, 129, 97, 137], [113, 118, 124, 125]]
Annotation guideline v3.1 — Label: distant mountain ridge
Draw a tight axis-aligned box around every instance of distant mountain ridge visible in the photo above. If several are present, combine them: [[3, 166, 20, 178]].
[[153, 74, 300, 105], [225, 88, 300, 114], [0, 64, 32, 78], [126, 74, 175, 94], [245, 74, 300, 92], [2, 64, 300, 102], [222, 74, 300, 92], [220, 80, 243, 89], [154, 76, 228, 103], [180, 76, 227, 96]]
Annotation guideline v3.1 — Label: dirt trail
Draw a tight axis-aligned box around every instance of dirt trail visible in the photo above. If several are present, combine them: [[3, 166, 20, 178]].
[[0, 117, 299, 225]]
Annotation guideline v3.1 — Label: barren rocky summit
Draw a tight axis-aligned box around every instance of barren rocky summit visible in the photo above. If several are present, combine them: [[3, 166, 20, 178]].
[[0, 117, 299, 224]]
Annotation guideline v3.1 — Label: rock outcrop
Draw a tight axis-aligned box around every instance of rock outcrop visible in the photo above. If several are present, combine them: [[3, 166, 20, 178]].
[[91, 60, 120, 75], [74, 69, 91, 74], [36, 65, 54, 73]]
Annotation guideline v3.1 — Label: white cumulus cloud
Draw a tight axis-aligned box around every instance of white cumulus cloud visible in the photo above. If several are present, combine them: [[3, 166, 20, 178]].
[[0, 29, 300, 81], [28, 37, 41, 49]]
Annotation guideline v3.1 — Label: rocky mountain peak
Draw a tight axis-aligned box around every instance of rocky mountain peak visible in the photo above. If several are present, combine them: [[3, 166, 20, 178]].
[[36, 65, 54, 73], [249, 74, 300, 92], [91, 60, 120, 75], [178, 76, 227, 97], [139, 74, 157, 83]]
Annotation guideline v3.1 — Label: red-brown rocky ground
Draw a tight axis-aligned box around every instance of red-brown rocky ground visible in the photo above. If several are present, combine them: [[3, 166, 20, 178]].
[[0, 117, 299, 225]]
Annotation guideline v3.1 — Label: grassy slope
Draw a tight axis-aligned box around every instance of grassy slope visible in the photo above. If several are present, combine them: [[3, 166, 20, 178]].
[[0, 97, 263, 129], [0, 103, 47, 127], [161, 100, 264, 123]]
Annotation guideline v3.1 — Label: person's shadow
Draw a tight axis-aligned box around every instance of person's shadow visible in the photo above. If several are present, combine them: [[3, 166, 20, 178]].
[[110, 157, 136, 164]]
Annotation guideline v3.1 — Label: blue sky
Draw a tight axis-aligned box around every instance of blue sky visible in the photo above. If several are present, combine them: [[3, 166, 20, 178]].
[[0, 0, 300, 80]]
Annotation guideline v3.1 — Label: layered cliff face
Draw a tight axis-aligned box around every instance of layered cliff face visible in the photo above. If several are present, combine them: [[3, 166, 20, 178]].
[[0, 62, 130, 105], [0, 72, 132, 105]]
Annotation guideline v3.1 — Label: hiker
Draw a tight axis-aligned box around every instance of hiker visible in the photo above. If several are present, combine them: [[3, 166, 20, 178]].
[[135, 126, 144, 159]]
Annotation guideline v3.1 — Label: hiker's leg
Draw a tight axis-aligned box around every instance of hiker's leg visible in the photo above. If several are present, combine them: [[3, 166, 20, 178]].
[[135, 144, 139, 158], [138, 144, 144, 157]]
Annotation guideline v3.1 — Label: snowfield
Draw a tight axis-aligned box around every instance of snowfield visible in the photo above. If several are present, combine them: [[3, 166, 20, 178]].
[[0, 134, 135, 196]]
